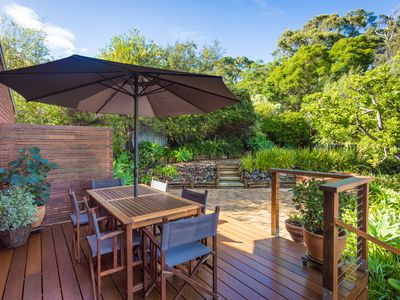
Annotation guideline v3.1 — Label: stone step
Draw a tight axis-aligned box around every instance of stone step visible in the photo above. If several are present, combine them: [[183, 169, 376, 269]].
[[218, 170, 239, 175], [218, 181, 245, 188], [218, 176, 241, 181], [217, 164, 240, 170]]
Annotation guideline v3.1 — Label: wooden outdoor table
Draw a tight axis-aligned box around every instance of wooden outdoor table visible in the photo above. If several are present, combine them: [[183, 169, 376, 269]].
[[86, 184, 203, 300]]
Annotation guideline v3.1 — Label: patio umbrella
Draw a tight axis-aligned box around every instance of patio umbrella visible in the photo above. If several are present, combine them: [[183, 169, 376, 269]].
[[0, 55, 239, 196]]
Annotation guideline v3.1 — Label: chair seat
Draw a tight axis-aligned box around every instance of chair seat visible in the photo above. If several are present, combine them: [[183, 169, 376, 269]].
[[70, 212, 89, 226], [87, 230, 141, 257], [160, 242, 212, 269]]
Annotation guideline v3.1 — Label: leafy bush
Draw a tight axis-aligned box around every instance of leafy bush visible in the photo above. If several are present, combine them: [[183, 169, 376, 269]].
[[172, 147, 193, 162], [291, 179, 354, 234], [0, 147, 58, 206], [113, 151, 134, 185], [258, 111, 312, 147], [0, 187, 37, 231], [246, 135, 276, 151]]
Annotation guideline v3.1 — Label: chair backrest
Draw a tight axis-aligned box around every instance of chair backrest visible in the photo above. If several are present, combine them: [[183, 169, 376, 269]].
[[91, 178, 123, 189], [84, 199, 101, 238], [161, 208, 219, 251], [68, 187, 80, 215], [151, 179, 168, 192], [181, 188, 208, 214]]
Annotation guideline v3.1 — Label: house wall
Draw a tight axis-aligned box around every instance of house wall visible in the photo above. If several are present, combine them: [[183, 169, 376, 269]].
[[0, 123, 113, 225]]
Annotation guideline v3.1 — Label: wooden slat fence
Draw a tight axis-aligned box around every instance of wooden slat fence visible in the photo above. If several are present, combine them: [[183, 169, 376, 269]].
[[0, 123, 113, 225]]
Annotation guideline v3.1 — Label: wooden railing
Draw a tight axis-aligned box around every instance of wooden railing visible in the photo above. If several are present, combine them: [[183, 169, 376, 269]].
[[270, 168, 399, 300]]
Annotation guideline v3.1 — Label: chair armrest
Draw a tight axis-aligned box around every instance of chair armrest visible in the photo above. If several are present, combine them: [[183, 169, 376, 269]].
[[142, 227, 161, 248], [100, 229, 124, 240]]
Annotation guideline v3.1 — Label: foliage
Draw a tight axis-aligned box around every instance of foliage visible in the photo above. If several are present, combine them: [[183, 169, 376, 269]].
[[0, 186, 37, 231], [240, 147, 369, 173], [172, 147, 193, 163], [302, 54, 400, 163], [292, 179, 354, 234], [287, 213, 303, 227], [0, 147, 58, 206], [246, 135, 276, 152]]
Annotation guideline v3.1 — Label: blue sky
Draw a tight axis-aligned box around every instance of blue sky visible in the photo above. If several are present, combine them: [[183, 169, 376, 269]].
[[0, 0, 398, 62]]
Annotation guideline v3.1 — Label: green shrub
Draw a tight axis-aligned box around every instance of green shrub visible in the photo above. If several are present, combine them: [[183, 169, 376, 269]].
[[0, 147, 58, 206], [172, 147, 193, 162], [0, 187, 37, 231], [246, 135, 275, 151], [240, 147, 370, 173]]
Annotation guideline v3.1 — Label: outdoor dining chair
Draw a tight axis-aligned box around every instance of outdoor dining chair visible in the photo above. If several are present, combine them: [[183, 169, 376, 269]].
[[181, 188, 208, 214], [142, 206, 220, 300], [84, 199, 142, 300], [68, 187, 89, 263], [150, 179, 168, 192], [91, 177, 123, 189]]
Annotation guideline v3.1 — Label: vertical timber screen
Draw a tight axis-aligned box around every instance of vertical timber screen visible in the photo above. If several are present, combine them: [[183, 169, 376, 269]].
[[0, 123, 113, 225]]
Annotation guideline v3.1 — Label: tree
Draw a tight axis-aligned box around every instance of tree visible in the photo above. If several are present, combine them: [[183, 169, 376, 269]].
[[266, 44, 331, 110], [275, 9, 378, 58], [302, 55, 400, 162], [330, 35, 379, 77], [0, 16, 70, 125]]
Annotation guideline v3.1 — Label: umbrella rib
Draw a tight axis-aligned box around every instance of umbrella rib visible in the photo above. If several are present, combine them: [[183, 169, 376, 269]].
[[25, 73, 128, 101], [144, 76, 207, 114], [138, 74, 160, 96], [146, 75, 239, 102], [140, 83, 174, 97], [96, 75, 134, 113]]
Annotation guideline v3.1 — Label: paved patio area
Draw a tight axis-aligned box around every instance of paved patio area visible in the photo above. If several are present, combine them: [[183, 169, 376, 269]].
[[169, 188, 296, 238]]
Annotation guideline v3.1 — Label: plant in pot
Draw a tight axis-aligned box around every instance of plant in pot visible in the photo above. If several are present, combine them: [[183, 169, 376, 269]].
[[285, 213, 304, 242], [0, 147, 58, 228], [0, 186, 37, 248], [292, 178, 352, 263]]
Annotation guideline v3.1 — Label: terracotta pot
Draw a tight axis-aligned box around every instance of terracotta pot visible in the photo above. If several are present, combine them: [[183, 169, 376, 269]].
[[303, 227, 346, 262], [0, 226, 31, 248], [31, 205, 46, 229], [285, 219, 304, 242]]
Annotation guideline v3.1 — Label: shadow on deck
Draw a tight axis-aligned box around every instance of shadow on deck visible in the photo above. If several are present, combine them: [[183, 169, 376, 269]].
[[0, 214, 367, 300]]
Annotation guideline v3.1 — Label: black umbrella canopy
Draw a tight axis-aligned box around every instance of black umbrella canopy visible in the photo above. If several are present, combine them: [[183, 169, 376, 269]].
[[0, 55, 238, 116], [0, 55, 239, 196]]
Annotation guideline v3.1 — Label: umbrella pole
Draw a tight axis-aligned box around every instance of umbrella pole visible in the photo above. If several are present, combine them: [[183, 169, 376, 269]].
[[133, 74, 139, 197]]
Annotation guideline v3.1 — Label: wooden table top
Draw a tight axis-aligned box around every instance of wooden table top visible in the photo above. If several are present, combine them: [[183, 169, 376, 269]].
[[87, 184, 203, 227]]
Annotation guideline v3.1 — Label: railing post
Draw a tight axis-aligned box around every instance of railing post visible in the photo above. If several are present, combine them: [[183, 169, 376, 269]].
[[357, 183, 369, 272], [322, 190, 339, 300], [271, 171, 280, 237]]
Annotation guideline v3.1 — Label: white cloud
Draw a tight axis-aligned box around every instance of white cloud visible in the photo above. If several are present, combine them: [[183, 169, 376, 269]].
[[169, 25, 205, 42], [249, 0, 282, 16], [4, 3, 88, 57]]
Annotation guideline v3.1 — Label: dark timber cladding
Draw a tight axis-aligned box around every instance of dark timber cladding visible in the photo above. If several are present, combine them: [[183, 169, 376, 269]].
[[0, 214, 367, 300], [0, 123, 113, 225]]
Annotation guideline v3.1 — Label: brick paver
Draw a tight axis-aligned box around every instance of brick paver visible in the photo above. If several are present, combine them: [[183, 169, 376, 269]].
[[169, 187, 296, 238]]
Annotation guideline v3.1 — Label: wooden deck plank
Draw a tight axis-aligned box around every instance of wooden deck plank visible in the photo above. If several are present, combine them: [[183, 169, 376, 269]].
[[0, 247, 13, 299], [42, 226, 62, 300], [52, 224, 83, 299], [0, 212, 367, 300], [61, 222, 94, 300], [23, 233, 42, 300], [2, 242, 27, 300]]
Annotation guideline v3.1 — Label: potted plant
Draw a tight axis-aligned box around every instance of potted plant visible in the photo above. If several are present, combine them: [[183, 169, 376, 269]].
[[0, 187, 37, 248], [285, 213, 304, 242], [0, 147, 58, 228], [292, 179, 350, 262]]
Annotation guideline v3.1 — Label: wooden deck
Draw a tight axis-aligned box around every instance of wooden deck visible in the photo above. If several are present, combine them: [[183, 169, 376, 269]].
[[0, 214, 367, 300]]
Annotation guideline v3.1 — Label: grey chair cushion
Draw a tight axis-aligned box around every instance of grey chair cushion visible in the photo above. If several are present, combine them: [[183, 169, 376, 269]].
[[87, 230, 141, 257], [70, 212, 89, 226]]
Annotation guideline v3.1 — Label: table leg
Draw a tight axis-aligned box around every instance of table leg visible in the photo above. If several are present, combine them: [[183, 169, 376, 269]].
[[126, 223, 133, 300]]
